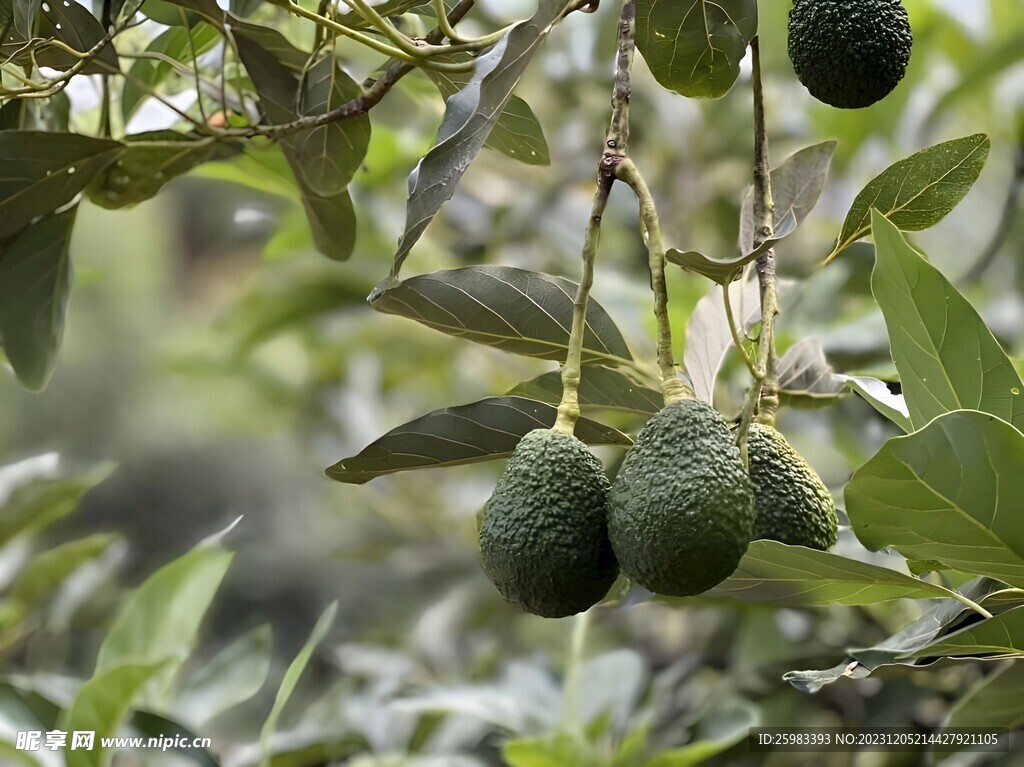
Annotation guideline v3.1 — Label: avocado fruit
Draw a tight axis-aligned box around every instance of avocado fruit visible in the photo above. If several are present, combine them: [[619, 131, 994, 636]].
[[479, 429, 618, 618], [788, 0, 912, 109], [747, 423, 838, 550], [608, 399, 756, 597]]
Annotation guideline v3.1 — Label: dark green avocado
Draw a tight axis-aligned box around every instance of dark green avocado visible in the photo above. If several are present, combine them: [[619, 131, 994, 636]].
[[478, 429, 618, 618], [788, 0, 912, 109], [748, 424, 838, 550], [608, 399, 755, 597]]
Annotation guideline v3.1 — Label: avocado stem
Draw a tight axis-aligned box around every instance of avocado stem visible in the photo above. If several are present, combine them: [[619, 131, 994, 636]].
[[555, 0, 638, 434]]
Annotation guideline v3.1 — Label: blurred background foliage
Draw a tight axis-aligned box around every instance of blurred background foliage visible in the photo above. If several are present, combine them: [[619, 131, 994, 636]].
[[1, 0, 1023, 764]]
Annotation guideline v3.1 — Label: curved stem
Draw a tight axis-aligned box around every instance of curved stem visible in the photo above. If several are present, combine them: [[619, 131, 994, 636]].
[[949, 591, 994, 620], [722, 282, 758, 378]]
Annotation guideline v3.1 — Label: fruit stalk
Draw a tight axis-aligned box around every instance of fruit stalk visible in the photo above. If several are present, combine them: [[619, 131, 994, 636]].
[[738, 33, 780, 464], [554, 0, 637, 433]]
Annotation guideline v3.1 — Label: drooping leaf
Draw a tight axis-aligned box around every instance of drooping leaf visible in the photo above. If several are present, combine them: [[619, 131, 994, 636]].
[[846, 409, 1024, 589], [31, 0, 118, 74], [0, 464, 114, 547], [870, 211, 1024, 430], [739, 141, 836, 252], [507, 365, 662, 415], [0, 206, 76, 390], [668, 211, 796, 285], [836, 374, 912, 433], [906, 607, 1024, 659], [62, 661, 171, 767], [88, 131, 240, 209], [389, 0, 564, 277], [702, 540, 961, 606], [635, 0, 757, 99], [369, 266, 634, 366], [326, 396, 631, 484], [775, 338, 845, 405], [121, 23, 221, 122], [259, 602, 337, 767], [0, 131, 124, 241], [683, 277, 760, 404], [827, 134, 990, 261]]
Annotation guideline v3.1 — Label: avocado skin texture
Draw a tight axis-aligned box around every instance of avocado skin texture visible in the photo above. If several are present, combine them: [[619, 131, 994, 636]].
[[788, 0, 912, 109], [608, 399, 755, 597], [748, 424, 838, 550], [479, 429, 618, 618]]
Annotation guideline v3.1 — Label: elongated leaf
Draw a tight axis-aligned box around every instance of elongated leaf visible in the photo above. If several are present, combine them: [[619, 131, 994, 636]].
[[846, 410, 1024, 589], [635, 0, 757, 99], [507, 365, 661, 415], [683, 277, 760, 404], [739, 141, 836, 252], [260, 602, 337, 767], [63, 661, 171, 767], [427, 65, 549, 166], [0, 206, 76, 390], [390, 0, 563, 277], [870, 211, 1024, 430], [130, 711, 221, 767], [827, 134, 990, 261], [33, 0, 118, 74], [369, 266, 634, 366], [4, 533, 118, 610], [88, 131, 240, 209], [96, 527, 234, 705], [669, 211, 796, 284], [0, 464, 113, 547], [704, 540, 959, 606], [941, 661, 1024, 754], [0, 131, 123, 241], [908, 606, 1024, 659], [121, 23, 220, 122], [292, 56, 372, 196], [326, 396, 631, 484]]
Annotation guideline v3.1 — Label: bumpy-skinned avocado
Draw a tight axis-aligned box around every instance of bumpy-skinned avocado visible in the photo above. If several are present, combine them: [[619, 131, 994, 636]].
[[788, 0, 912, 109], [479, 429, 618, 618], [748, 424, 838, 550], [608, 399, 755, 597]]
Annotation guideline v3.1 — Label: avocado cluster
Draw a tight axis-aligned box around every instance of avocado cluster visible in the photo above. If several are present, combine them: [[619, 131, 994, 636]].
[[788, 0, 912, 109], [479, 429, 618, 618], [747, 423, 838, 550], [608, 399, 756, 597]]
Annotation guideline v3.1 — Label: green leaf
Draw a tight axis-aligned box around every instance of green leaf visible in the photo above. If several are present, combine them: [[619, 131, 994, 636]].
[[176, 625, 272, 727], [870, 211, 1024, 430], [704, 540, 963, 606], [33, 0, 118, 74], [0, 206, 76, 390], [326, 396, 631, 484], [369, 266, 634, 366], [130, 711, 221, 767], [668, 212, 796, 285], [88, 131, 240, 209], [775, 338, 845, 406], [635, 0, 757, 99], [504, 732, 595, 767], [835, 374, 912, 433], [13, 0, 40, 37], [0, 131, 123, 241], [389, 0, 563, 277], [908, 606, 1024, 659], [95, 524, 235, 704], [846, 410, 1024, 589], [121, 23, 221, 122], [827, 134, 990, 261], [0, 463, 114, 547], [739, 141, 836, 252], [507, 365, 662, 415], [291, 56, 372, 196], [260, 602, 337, 767], [3, 533, 118, 616], [940, 661, 1024, 756], [62, 661, 172, 767], [644, 700, 757, 767]]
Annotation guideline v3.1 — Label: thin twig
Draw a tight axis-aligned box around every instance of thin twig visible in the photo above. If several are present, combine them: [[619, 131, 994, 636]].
[[722, 282, 758, 377]]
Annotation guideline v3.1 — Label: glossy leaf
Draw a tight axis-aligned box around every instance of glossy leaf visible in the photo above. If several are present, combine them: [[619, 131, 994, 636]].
[[121, 23, 220, 122], [846, 410, 1024, 589], [704, 541, 960, 606], [369, 266, 634, 366], [828, 134, 990, 261], [390, 0, 563, 277], [33, 0, 118, 74], [0, 131, 124, 241], [668, 211, 796, 285], [507, 365, 662, 415], [63, 661, 171, 767], [326, 396, 631, 484], [870, 211, 1024, 430], [739, 141, 836, 252], [88, 131, 240, 209], [0, 207, 76, 390], [0, 463, 113, 547], [635, 0, 757, 99]]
